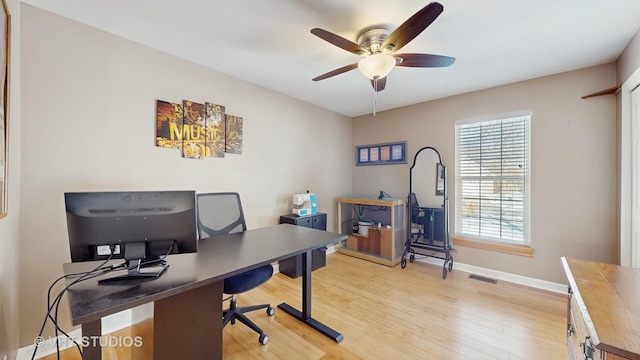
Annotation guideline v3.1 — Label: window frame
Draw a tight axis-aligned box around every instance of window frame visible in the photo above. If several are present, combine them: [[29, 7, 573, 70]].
[[454, 111, 532, 252]]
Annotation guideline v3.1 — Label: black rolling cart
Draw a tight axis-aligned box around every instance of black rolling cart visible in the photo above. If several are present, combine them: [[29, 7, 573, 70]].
[[278, 213, 327, 278], [401, 146, 454, 279]]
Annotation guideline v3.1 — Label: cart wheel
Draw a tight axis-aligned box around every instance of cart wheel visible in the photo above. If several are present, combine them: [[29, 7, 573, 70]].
[[266, 306, 275, 316], [259, 333, 269, 345], [401, 257, 407, 268], [443, 267, 448, 279], [448, 260, 453, 272], [409, 254, 415, 263]]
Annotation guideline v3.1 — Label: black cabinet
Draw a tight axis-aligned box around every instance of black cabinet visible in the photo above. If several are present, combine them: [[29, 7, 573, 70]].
[[421, 207, 445, 244], [278, 213, 327, 278]]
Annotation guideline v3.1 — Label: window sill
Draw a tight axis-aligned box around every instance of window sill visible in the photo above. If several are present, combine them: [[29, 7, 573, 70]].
[[452, 237, 534, 257]]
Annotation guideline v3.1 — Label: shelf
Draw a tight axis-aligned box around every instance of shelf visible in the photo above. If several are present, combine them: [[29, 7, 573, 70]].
[[337, 196, 406, 267]]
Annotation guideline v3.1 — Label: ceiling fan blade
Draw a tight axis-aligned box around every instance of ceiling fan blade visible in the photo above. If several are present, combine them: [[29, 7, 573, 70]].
[[311, 28, 367, 55], [394, 53, 455, 67], [382, 2, 444, 53], [371, 77, 387, 92], [312, 63, 359, 81]]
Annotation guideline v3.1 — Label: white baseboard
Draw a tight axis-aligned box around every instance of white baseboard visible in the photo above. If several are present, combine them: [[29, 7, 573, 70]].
[[102, 310, 133, 334], [17, 310, 133, 360], [326, 244, 340, 254], [17, 328, 82, 360], [414, 256, 567, 294]]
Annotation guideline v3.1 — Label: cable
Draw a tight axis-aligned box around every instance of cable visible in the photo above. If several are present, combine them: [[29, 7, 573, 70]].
[[52, 263, 116, 359], [53, 268, 120, 359], [32, 242, 175, 359], [31, 254, 124, 360], [137, 241, 174, 268]]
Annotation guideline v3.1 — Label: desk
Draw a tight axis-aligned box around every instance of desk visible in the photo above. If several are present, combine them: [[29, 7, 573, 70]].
[[562, 258, 640, 359], [63, 224, 347, 360]]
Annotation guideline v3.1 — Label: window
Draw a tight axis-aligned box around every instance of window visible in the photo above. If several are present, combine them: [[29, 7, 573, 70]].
[[455, 112, 531, 245]]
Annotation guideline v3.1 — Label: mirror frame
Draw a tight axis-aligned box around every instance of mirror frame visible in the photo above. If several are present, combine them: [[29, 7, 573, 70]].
[[435, 163, 445, 195], [0, 0, 10, 219]]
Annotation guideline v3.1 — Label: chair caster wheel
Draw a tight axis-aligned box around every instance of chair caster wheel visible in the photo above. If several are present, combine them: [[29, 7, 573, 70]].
[[266, 306, 275, 316], [259, 333, 269, 345]]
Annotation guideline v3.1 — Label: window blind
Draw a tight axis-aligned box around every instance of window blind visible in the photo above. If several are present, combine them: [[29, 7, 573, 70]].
[[455, 113, 531, 244]]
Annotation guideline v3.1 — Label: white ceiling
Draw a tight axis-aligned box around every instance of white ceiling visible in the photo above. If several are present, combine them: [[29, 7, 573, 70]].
[[21, 0, 640, 117]]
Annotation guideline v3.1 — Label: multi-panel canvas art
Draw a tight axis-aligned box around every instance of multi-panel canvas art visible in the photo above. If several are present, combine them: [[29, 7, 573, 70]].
[[155, 100, 183, 150], [205, 102, 226, 158], [225, 115, 243, 154], [181, 100, 205, 159], [155, 99, 243, 158]]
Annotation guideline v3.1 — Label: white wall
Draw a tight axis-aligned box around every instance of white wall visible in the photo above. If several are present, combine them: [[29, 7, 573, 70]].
[[19, 4, 351, 345], [618, 27, 640, 85], [0, 0, 20, 358], [352, 64, 618, 284]]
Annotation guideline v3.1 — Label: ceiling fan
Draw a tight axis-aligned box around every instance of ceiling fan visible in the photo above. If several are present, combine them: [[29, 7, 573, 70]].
[[311, 2, 455, 92]]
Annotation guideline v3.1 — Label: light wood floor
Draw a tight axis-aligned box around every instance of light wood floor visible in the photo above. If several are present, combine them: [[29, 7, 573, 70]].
[[40, 253, 567, 359]]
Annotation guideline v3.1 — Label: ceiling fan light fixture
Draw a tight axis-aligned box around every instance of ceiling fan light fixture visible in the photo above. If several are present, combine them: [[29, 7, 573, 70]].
[[357, 54, 396, 80]]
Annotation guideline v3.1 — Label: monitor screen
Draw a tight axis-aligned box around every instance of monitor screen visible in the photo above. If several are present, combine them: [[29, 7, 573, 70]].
[[65, 190, 197, 263]]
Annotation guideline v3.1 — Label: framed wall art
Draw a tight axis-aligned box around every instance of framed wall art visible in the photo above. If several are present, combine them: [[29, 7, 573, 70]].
[[155, 98, 243, 159], [356, 141, 406, 166]]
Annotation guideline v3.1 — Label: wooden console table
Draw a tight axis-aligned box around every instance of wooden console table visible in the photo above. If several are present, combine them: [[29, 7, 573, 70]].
[[562, 257, 640, 360], [337, 196, 405, 267]]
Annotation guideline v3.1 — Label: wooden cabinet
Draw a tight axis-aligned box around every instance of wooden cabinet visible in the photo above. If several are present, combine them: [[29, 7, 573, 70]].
[[337, 197, 405, 267], [562, 257, 640, 360], [278, 213, 327, 278]]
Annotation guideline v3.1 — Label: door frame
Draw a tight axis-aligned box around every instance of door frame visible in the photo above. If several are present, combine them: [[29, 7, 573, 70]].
[[620, 66, 640, 267]]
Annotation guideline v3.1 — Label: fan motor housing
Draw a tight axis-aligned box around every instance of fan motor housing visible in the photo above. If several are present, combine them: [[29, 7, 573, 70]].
[[357, 27, 391, 54]]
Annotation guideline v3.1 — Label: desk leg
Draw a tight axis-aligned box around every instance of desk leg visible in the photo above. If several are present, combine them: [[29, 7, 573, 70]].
[[278, 250, 344, 343], [81, 319, 101, 360], [152, 281, 223, 360]]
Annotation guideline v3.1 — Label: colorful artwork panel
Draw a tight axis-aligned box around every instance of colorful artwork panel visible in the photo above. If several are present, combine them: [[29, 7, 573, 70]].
[[155, 100, 183, 149], [181, 100, 206, 159], [205, 102, 226, 158], [225, 115, 243, 154]]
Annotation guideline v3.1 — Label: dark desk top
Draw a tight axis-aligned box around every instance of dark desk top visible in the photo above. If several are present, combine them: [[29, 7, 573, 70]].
[[63, 224, 347, 325]]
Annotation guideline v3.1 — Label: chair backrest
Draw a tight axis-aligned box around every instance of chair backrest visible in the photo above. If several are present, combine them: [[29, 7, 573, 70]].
[[196, 192, 247, 239], [408, 193, 420, 223]]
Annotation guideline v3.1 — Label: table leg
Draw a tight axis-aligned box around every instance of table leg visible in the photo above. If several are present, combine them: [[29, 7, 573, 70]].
[[278, 250, 344, 343], [81, 319, 101, 360], [152, 281, 223, 359]]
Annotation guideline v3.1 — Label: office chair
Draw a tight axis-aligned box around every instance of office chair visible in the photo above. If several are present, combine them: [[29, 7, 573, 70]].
[[196, 192, 275, 345], [409, 193, 427, 238]]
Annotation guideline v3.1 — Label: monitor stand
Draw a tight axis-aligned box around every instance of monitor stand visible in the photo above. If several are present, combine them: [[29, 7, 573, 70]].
[[98, 259, 169, 284]]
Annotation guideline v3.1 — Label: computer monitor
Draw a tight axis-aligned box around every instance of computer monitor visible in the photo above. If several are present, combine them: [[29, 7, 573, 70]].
[[64, 190, 197, 282]]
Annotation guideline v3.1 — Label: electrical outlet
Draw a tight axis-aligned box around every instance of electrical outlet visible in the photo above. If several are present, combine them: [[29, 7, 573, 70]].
[[96, 244, 121, 256], [97, 245, 112, 256]]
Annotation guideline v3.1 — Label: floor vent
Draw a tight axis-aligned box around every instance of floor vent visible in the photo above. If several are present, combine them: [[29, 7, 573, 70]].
[[468, 274, 497, 284]]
